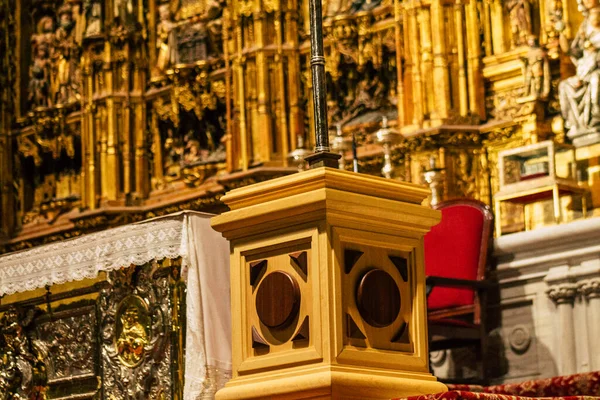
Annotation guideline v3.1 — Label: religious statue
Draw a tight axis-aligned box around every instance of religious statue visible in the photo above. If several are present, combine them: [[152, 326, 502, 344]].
[[506, 0, 533, 47], [206, 0, 225, 56], [28, 17, 55, 109], [52, 4, 81, 105], [521, 36, 551, 99], [155, 3, 178, 74], [84, 0, 103, 37], [339, 74, 387, 125], [70, 1, 85, 44], [184, 139, 203, 164], [28, 41, 52, 109], [558, 0, 600, 145]]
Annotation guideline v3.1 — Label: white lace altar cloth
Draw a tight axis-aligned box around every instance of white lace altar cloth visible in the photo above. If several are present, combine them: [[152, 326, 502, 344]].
[[0, 211, 232, 399]]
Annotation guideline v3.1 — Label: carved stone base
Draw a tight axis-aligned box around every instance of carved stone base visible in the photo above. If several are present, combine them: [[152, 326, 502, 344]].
[[568, 130, 600, 148], [211, 167, 447, 399]]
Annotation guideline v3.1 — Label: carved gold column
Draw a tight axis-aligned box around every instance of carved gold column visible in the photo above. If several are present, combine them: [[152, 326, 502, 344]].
[[286, 4, 303, 152], [430, 0, 450, 122], [454, 1, 468, 117], [224, 9, 236, 173], [85, 57, 99, 210], [81, 56, 89, 209], [407, 5, 424, 126], [134, 63, 149, 198], [248, 61, 261, 164], [395, 0, 406, 126], [233, 10, 250, 171], [99, 101, 110, 202], [465, 0, 485, 119], [212, 168, 447, 399], [418, 8, 434, 120], [122, 60, 133, 196], [490, 0, 506, 54], [482, 0, 493, 56], [104, 49, 120, 201], [254, 12, 273, 163], [150, 108, 164, 186], [238, 57, 250, 170], [274, 8, 290, 164]]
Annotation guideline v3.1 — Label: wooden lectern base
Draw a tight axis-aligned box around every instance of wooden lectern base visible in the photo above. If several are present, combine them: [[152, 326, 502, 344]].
[[212, 167, 447, 399], [216, 365, 446, 399]]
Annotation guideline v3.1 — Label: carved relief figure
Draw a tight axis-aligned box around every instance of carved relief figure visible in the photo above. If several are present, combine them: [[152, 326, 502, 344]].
[[521, 36, 551, 99], [27, 3, 84, 111], [558, 0, 600, 143], [506, 0, 533, 47], [116, 306, 149, 367]]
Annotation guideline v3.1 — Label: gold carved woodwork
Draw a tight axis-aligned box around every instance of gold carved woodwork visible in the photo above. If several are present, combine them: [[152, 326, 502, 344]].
[[1, 0, 600, 248]]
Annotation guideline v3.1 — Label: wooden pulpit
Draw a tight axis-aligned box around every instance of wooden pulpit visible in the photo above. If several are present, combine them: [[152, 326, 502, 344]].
[[211, 167, 447, 399]]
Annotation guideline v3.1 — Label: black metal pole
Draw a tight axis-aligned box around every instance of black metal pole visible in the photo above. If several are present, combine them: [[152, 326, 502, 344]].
[[304, 0, 341, 169]]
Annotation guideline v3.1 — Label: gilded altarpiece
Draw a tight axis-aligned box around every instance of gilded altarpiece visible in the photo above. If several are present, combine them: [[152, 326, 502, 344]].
[[1, 0, 600, 264], [0, 261, 185, 400]]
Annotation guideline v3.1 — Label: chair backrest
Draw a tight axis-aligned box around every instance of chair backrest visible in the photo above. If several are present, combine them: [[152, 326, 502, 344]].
[[424, 198, 493, 311]]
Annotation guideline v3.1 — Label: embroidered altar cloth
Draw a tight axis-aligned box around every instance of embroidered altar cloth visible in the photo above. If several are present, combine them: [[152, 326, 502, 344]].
[[0, 211, 232, 400]]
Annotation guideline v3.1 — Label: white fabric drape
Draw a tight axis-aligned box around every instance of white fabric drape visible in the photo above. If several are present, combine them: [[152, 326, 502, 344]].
[[0, 211, 232, 399], [183, 213, 232, 399]]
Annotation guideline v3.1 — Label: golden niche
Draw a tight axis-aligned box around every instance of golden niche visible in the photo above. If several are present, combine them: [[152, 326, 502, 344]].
[[115, 295, 150, 368]]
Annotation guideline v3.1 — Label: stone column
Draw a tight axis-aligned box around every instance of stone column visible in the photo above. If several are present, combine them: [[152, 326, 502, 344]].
[[581, 279, 600, 371], [547, 284, 578, 375]]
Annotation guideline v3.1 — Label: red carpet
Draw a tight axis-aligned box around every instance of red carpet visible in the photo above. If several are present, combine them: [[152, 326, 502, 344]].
[[393, 372, 600, 400]]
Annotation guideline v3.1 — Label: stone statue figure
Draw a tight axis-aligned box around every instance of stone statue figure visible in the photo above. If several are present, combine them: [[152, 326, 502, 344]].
[[521, 36, 551, 99], [155, 4, 178, 73], [558, 0, 600, 145], [506, 0, 533, 47], [84, 0, 103, 37]]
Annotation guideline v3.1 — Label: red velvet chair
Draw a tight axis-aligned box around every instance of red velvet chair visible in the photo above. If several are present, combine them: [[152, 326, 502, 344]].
[[424, 198, 494, 382]]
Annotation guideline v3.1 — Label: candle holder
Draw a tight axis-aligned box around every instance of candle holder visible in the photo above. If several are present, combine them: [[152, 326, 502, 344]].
[[373, 116, 404, 179], [287, 136, 313, 171], [423, 157, 445, 206], [330, 124, 352, 170]]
